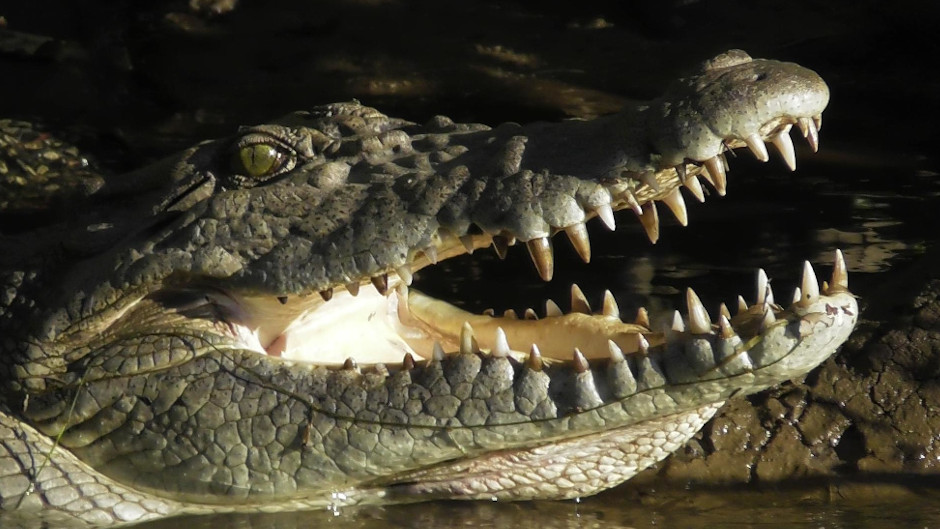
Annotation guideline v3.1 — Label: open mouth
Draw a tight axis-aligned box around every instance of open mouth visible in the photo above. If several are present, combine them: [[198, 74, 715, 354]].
[[163, 114, 849, 372]]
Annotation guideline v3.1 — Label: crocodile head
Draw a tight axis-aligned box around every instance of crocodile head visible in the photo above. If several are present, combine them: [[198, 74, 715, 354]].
[[2, 50, 856, 523]]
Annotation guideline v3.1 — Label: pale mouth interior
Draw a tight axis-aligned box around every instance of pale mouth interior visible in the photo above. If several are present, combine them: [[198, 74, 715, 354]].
[[211, 274, 650, 367]]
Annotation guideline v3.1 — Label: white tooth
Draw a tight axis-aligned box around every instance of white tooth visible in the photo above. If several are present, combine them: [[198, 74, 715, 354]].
[[433, 341, 446, 361], [670, 310, 685, 333], [624, 191, 643, 216], [572, 348, 589, 373], [460, 322, 479, 353], [482, 308, 495, 316], [772, 130, 797, 171], [571, 284, 592, 314], [792, 287, 802, 304], [596, 203, 616, 231], [397, 265, 414, 286], [719, 302, 731, 320], [760, 305, 776, 330], [503, 309, 519, 319], [766, 284, 775, 306], [608, 340, 625, 363], [524, 308, 539, 320], [745, 133, 770, 162], [564, 223, 591, 263], [737, 295, 748, 315], [637, 334, 650, 355], [813, 114, 823, 131], [638, 201, 660, 244], [661, 188, 688, 226], [756, 269, 769, 305], [527, 344, 544, 371], [545, 299, 563, 317], [718, 315, 735, 339], [686, 288, 712, 334], [683, 174, 706, 203], [634, 307, 650, 328], [703, 157, 727, 196], [602, 290, 620, 318], [831, 249, 849, 290], [801, 261, 820, 302], [493, 327, 511, 358], [798, 117, 819, 152]]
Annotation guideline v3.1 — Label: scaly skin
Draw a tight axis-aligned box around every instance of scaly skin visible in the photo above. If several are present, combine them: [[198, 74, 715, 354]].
[[0, 50, 856, 525]]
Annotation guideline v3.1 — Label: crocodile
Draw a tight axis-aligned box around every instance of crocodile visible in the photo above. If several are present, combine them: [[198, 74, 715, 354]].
[[0, 50, 857, 525]]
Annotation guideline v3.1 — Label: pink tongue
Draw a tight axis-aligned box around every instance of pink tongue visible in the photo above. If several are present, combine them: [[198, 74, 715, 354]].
[[264, 334, 287, 357]]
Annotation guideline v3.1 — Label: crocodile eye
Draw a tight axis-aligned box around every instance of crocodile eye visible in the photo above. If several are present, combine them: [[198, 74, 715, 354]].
[[232, 142, 292, 180]]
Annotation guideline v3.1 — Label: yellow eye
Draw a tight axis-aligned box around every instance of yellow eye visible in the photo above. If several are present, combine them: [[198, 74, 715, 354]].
[[233, 143, 286, 179]]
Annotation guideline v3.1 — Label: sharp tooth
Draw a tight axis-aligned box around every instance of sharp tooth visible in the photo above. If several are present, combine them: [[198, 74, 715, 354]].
[[460, 235, 476, 254], [719, 302, 731, 320], [573, 348, 589, 373], [608, 340, 625, 363], [639, 172, 661, 192], [683, 174, 706, 202], [564, 223, 591, 263], [460, 322, 479, 353], [493, 327, 511, 358], [524, 308, 539, 320], [756, 269, 769, 305], [402, 352, 416, 370], [277, 296, 288, 305], [637, 334, 650, 355], [800, 261, 820, 303], [831, 249, 849, 291], [661, 188, 688, 226], [526, 237, 554, 281], [320, 288, 333, 301], [432, 342, 446, 361], [703, 157, 727, 196], [424, 246, 439, 264], [596, 203, 616, 231], [545, 299, 563, 317], [482, 308, 495, 316], [792, 287, 802, 304], [670, 310, 685, 333], [634, 307, 650, 328], [492, 235, 510, 260], [624, 191, 643, 216], [397, 265, 414, 286], [766, 284, 775, 306], [602, 290, 620, 318], [760, 305, 776, 330], [718, 315, 735, 339], [503, 309, 519, 319], [571, 284, 592, 314], [371, 274, 389, 295], [638, 201, 660, 244], [813, 114, 823, 131], [686, 288, 712, 334], [526, 344, 544, 371], [772, 130, 797, 171], [798, 117, 819, 153], [745, 133, 770, 162], [737, 295, 748, 314]]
